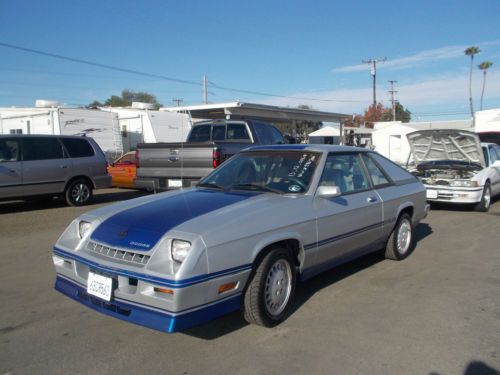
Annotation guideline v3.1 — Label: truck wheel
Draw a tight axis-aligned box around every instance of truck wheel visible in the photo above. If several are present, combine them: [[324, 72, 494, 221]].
[[385, 213, 413, 261], [474, 182, 491, 212], [243, 248, 296, 327], [65, 179, 93, 206]]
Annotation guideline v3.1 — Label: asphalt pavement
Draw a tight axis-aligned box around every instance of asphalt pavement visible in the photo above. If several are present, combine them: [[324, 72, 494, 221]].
[[0, 189, 499, 375]]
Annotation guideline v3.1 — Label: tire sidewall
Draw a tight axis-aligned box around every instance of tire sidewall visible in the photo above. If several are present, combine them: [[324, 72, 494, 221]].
[[257, 249, 296, 325], [65, 179, 92, 206], [392, 213, 414, 260], [475, 183, 491, 212]]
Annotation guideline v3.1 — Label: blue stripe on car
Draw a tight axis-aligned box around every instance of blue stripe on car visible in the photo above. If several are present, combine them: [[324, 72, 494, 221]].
[[53, 247, 252, 288], [91, 189, 255, 252], [54, 275, 242, 333]]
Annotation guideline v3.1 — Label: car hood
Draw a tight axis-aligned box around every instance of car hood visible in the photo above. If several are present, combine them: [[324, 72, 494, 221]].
[[90, 189, 259, 252], [407, 129, 485, 168]]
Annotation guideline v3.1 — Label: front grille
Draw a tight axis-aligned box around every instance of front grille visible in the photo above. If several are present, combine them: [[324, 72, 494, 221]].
[[87, 241, 151, 266]]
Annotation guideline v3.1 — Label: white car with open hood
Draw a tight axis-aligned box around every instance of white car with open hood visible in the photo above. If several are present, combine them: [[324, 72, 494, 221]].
[[407, 129, 500, 211]]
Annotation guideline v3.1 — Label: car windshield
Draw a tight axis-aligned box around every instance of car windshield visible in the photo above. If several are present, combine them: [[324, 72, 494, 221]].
[[199, 150, 320, 194]]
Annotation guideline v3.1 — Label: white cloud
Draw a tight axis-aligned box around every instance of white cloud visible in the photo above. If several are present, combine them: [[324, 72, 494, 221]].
[[259, 70, 500, 117], [332, 40, 500, 73]]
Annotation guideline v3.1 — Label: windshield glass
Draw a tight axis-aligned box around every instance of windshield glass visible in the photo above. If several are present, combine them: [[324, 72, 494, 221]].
[[199, 150, 320, 194]]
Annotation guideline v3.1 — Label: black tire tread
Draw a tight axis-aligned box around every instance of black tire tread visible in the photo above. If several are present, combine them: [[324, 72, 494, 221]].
[[474, 182, 491, 212]]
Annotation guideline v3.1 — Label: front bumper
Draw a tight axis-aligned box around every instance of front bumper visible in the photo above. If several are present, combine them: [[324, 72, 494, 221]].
[[425, 185, 483, 204], [53, 247, 251, 333]]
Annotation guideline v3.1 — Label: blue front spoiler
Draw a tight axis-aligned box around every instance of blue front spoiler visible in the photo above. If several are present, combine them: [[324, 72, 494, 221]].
[[54, 275, 241, 333]]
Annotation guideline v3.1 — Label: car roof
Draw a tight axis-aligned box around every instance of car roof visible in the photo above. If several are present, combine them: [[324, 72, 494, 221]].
[[244, 144, 369, 153], [0, 134, 91, 140]]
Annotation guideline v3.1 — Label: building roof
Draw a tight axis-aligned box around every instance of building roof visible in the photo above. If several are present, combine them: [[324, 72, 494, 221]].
[[308, 126, 340, 136], [161, 102, 349, 123]]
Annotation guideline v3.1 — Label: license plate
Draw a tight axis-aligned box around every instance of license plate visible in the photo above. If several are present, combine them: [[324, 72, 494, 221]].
[[87, 272, 113, 301], [426, 189, 438, 199], [168, 179, 182, 188]]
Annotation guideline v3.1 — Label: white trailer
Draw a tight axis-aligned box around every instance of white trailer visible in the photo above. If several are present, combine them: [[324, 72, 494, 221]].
[[101, 104, 192, 152], [0, 105, 123, 161]]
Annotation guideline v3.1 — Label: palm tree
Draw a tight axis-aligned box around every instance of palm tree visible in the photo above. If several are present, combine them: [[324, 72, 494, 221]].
[[478, 61, 493, 110], [465, 46, 480, 117]]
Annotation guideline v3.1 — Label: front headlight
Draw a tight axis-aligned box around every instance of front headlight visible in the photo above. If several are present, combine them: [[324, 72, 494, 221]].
[[171, 239, 191, 263], [78, 221, 92, 239], [449, 180, 478, 187]]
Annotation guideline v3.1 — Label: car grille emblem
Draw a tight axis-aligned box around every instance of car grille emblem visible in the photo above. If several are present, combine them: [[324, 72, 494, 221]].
[[117, 230, 128, 239]]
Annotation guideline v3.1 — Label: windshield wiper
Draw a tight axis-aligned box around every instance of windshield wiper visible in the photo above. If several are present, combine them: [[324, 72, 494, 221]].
[[230, 183, 283, 194], [196, 182, 227, 191]]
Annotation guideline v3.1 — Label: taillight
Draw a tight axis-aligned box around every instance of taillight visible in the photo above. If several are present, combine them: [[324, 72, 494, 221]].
[[213, 148, 222, 168], [135, 150, 139, 167]]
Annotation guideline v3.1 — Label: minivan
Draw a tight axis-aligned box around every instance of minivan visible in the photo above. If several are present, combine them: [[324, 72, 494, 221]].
[[0, 135, 111, 206]]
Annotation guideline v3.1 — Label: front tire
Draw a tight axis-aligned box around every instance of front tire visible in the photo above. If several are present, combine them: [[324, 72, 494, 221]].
[[385, 213, 414, 261], [243, 248, 296, 327], [474, 182, 491, 212], [65, 179, 93, 206]]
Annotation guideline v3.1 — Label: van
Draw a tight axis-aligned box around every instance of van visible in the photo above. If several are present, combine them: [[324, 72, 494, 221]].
[[0, 135, 111, 206]]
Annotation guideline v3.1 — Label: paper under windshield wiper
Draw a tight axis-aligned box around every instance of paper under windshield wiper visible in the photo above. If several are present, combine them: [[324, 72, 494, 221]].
[[197, 182, 227, 191], [230, 183, 282, 194]]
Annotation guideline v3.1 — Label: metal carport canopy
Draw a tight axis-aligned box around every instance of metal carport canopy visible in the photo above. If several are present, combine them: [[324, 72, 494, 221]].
[[161, 102, 350, 123]]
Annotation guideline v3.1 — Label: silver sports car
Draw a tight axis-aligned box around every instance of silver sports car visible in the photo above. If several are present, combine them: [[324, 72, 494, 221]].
[[53, 145, 429, 333]]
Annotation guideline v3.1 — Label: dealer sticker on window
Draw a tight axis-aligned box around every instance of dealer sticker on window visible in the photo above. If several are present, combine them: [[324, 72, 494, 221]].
[[87, 272, 113, 301]]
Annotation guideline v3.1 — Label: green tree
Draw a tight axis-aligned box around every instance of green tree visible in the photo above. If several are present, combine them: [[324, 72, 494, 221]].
[[465, 46, 480, 116], [394, 102, 411, 122], [478, 61, 493, 111], [89, 89, 162, 109]]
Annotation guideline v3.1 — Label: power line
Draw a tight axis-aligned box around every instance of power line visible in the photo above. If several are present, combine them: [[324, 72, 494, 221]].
[[0, 41, 367, 104]]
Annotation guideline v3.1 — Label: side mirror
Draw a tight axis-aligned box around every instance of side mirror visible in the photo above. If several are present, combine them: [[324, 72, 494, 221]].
[[316, 185, 341, 199]]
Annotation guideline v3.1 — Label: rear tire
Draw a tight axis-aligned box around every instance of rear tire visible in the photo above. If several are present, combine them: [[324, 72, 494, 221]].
[[385, 213, 414, 261], [243, 248, 296, 327], [474, 182, 491, 212], [65, 179, 93, 206]]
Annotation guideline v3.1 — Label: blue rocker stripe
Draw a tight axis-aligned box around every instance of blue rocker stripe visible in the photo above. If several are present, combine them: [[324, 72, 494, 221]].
[[54, 275, 242, 333], [53, 246, 252, 289], [303, 221, 386, 251]]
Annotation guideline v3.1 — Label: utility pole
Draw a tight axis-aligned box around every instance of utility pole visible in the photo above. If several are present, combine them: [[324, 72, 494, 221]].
[[203, 75, 208, 104], [362, 58, 387, 108], [172, 98, 183, 107], [388, 80, 398, 121]]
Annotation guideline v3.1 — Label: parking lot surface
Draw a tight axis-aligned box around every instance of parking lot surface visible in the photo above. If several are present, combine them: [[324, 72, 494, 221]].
[[1, 189, 499, 375]]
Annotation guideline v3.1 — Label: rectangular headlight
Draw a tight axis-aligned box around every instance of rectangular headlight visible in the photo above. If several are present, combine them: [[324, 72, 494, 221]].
[[450, 180, 478, 187], [171, 239, 191, 263], [79, 221, 92, 239]]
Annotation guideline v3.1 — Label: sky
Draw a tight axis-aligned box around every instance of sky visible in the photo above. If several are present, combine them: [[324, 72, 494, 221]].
[[0, 0, 499, 121]]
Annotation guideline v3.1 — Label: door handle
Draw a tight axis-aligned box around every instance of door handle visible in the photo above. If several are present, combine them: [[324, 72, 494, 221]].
[[367, 197, 377, 203], [60, 165, 68, 169]]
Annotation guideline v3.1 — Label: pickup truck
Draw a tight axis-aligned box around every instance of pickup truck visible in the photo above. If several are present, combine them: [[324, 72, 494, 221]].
[[134, 119, 285, 191]]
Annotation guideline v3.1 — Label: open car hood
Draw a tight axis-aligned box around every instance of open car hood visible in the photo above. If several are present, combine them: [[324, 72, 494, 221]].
[[407, 129, 485, 168]]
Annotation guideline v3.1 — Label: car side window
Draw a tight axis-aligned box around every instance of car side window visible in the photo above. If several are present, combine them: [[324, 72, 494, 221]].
[[0, 138, 20, 162], [267, 125, 284, 144], [319, 153, 369, 194], [227, 124, 250, 140], [489, 146, 499, 163], [60, 138, 95, 158], [211, 124, 226, 141], [253, 123, 272, 144], [369, 152, 416, 184], [22, 137, 64, 161], [188, 125, 211, 142], [117, 153, 135, 164], [361, 154, 390, 187]]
